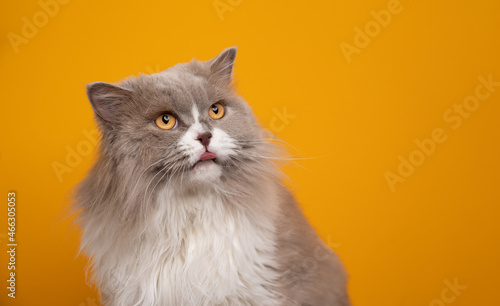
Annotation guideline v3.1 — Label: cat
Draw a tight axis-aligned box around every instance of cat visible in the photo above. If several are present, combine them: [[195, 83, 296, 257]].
[[73, 47, 350, 306]]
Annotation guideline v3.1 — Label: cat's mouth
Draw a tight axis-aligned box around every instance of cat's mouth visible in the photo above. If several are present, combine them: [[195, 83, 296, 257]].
[[193, 151, 217, 168]]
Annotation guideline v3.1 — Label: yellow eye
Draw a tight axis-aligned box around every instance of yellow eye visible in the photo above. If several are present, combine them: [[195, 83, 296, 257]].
[[208, 103, 225, 120], [155, 114, 177, 130]]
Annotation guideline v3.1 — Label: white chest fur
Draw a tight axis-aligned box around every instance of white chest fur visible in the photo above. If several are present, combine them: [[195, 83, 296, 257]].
[[96, 186, 282, 306]]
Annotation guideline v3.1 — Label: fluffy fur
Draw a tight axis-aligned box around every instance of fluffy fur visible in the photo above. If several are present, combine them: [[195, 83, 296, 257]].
[[73, 47, 350, 305]]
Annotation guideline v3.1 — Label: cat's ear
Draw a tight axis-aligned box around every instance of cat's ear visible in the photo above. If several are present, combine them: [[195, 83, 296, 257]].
[[208, 46, 237, 86], [86, 82, 131, 123]]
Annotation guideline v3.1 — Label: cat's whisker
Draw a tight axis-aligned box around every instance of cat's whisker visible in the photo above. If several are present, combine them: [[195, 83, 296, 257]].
[[236, 138, 305, 158], [234, 140, 303, 156], [142, 157, 188, 217], [145, 163, 173, 209], [129, 155, 174, 200], [142, 162, 175, 209], [233, 147, 323, 167]]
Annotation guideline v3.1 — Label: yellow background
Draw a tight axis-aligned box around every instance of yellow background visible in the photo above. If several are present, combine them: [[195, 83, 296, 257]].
[[1, 0, 500, 305]]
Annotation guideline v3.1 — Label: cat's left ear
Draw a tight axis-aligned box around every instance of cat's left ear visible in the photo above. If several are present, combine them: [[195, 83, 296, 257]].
[[208, 46, 237, 86]]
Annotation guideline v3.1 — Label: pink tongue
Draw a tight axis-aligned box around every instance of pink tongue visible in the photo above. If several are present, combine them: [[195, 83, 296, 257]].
[[200, 152, 216, 160]]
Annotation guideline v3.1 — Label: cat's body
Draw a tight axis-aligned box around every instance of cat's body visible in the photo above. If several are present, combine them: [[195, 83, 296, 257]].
[[74, 47, 350, 305]]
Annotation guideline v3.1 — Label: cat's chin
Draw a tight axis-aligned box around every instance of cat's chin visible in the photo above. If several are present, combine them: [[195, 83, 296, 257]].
[[190, 159, 222, 182]]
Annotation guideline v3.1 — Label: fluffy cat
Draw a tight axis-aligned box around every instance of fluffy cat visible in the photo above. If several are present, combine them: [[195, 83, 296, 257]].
[[74, 47, 350, 306]]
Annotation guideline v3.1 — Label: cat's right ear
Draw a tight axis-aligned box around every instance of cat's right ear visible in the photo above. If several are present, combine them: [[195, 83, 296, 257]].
[[86, 82, 131, 123], [207, 47, 237, 87]]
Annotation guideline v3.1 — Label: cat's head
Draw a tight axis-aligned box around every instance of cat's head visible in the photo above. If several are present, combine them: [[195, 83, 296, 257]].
[[86, 47, 273, 189]]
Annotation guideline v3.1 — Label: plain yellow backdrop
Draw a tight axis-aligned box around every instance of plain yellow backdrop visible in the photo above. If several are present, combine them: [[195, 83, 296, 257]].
[[1, 0, 500, 305]]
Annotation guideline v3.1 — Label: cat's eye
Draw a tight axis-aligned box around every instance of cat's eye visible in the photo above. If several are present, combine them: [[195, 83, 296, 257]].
[[208, 103, 225, 120], [155, 114, 177, 130]]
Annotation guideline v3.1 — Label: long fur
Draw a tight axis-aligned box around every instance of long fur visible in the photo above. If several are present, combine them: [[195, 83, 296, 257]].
[[73, 47, 350, 305]]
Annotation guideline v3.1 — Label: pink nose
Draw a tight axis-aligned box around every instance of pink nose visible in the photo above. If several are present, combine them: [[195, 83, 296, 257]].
[[196, 132, 212, 147]]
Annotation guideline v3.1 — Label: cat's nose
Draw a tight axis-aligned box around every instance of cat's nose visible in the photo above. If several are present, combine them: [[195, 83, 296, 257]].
[[196, 132, 212, 148]]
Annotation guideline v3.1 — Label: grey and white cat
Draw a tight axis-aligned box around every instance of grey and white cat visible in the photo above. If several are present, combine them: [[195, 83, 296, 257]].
[[74, 47, 350, 306]]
